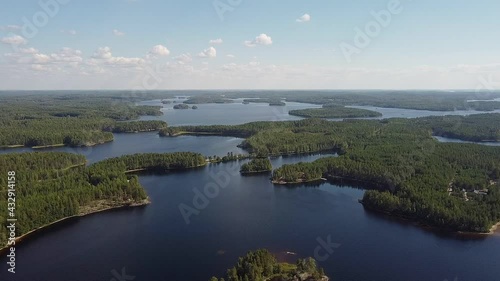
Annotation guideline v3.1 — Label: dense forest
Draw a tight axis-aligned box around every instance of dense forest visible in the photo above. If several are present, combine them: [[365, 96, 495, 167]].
[[162, 116, 500, 233], [415, 114, 500, 141], [0, 151, 208, 248], [240, 158, 273, 174], [209, 249, 327, 281], [0, 152, 148, 247], [289, 104, 382, 118], [173, 104, 190, 109], [0, 94, 167, 148]]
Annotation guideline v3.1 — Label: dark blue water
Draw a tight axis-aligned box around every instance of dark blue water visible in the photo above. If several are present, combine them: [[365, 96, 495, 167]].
[[2, 152, 499, 281]]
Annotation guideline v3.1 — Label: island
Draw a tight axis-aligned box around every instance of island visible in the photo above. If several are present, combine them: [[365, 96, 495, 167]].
[[209, 249, 328, 281], [192, 105, 198, 110], [289, 104, 382, 119], [161, 115, 500, 234], [0, 151, 210, 250], [173, 104, 190, 109], [240, 158, 273, 174]]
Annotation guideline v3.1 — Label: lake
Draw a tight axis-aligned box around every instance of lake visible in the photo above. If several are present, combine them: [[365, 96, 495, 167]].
[[1, 103, 500, 281]]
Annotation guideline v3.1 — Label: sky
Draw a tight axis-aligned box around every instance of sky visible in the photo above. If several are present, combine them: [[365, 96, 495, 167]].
[[1, 0, 500, 90]]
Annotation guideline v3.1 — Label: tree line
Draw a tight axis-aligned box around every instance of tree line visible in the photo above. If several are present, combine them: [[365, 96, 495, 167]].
[[209, 249, 326, 281], [0, 151, 207, 247]]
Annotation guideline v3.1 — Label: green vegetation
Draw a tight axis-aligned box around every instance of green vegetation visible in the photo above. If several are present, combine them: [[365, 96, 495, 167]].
[[163, 115, 500, 233], [289, 105, 382, 119], [173, 104, 190, 109], [184, 95, 234, 104], [221, 91, 500, 111], [415, 114, 500, 141], [210, 249, 327, 281], [243, 98, 286, 106], [208, 152, 251, 163], [111, 121, 167, 133], [0, 151, 208, 248], [240, 158, 272, 174], [0, 152, 148, 247], [0, 94, 166, 148]]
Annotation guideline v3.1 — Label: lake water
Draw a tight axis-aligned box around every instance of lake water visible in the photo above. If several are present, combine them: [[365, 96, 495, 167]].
[[137, 98, 322, 126], [346, 105, 500, 119], [434, 136, 500, 146], [1, 103, 500, 281]]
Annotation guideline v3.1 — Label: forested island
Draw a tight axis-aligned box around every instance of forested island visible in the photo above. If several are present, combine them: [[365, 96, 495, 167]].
[[289, 104, 382, 119], [173, 104, 190, 109], [210, 249, 328, 281], [0, 151, 207, 249], [161, 115, 500, 233], [240, 158, 273, 174], [0, 94, 166, 148]]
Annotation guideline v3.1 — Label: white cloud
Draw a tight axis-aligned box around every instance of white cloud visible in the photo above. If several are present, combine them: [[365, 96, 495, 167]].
[[90, 46, 144, 67], [19, 47, 39, 54], [112, 29, 125, 36], [92, 47, 113, 59], [197, 47, 217, 58], [244, 34, 272, 47], [174, 53, 192, 64], [1, 35, 27, 45], [149, 45, 170, 57], [226, 54, 236, 58], [31, 64, 50, 72], [0, 25, 22, 31], [209, 38, 223, 45], [296, 13, 311, 23]]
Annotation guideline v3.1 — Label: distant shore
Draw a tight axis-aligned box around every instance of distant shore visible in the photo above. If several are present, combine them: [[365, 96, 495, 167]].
[[0, 198, 150, 253], [0, 140, 113, 150]]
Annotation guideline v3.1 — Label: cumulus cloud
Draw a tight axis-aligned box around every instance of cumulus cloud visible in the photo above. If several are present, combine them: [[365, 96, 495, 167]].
[[296, 13, 311, 23], [19, 47, 39, 54], [209, 38, 223, 45], [91, 46, 144, 67], [92, 47, 113, 59], [197, 47, 217, 58], [1, 35, 27, 45], [174, 53, 192, 64], [149, 45, 170, 57], [226, 54, 236, 58], [112, 29, 125, 36], [244, 34, 272, 47]]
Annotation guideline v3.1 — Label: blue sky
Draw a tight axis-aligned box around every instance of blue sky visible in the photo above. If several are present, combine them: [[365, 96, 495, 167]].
[[1, 0, 500, 89]]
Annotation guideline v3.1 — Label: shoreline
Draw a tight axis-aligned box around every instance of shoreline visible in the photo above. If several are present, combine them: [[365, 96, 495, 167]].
[[360, 200, 500, 236], [0, 198, 150, 253], [0, 140, 114, 150]]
